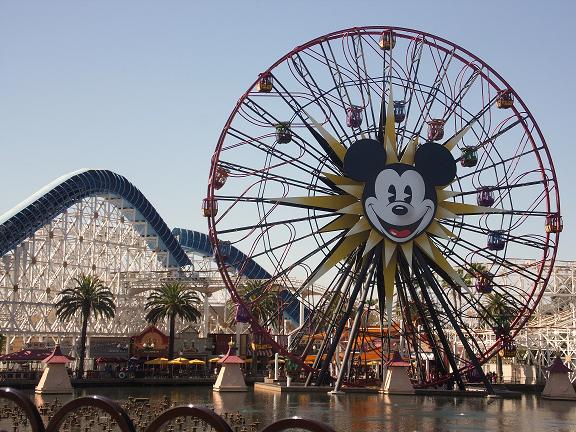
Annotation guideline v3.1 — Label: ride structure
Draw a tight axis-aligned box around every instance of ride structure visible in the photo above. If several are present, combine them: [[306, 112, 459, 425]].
[[206, 26, 561, 391]]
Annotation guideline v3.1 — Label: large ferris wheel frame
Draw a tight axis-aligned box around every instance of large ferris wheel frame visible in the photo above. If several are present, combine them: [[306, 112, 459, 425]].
[[206, 26, 561, 390]]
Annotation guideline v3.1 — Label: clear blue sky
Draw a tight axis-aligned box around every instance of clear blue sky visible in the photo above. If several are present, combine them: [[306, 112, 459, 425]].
[[1, 0, 574, 259]]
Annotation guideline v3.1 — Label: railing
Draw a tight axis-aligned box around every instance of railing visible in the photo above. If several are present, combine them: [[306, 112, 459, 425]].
[[0, 387, 336, 432]]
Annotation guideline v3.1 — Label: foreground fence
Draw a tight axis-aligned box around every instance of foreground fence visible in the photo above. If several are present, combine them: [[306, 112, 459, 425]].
[[0, 387, 335, 432]]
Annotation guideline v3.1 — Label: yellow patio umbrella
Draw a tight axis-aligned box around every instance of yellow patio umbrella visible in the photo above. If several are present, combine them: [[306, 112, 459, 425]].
[[189, 359, 206, 365], [168, 357, 189, 365], [145, 357, 169, 365], [208, 357, 221, 363]]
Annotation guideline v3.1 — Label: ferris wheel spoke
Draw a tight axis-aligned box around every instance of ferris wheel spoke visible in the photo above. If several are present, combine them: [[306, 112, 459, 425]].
[[250, 230, 346, 279], [290, 52, 352, 142], [442, 219, 549, 251], [456, 141, 543, 183], [468, 113, 530, 155], [306, 43, 361, 107], [351, 34, 379, 132], [441, 239, 542, 283], [397, 38, 425, 146], [270, 73, 353, 169], [218, 161, 335, 195], [217, 213, 335, 235], [410, 47, 456, 138], [226, 127, 333, 178], [454, 179, 549, 200], [432, 235, 541, 282], [245, 85, 348, 172], [240, 97, 344, 171], [442, 69, 482, 123]]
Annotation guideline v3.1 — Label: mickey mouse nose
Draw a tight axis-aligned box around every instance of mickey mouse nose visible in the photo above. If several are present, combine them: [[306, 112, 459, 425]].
[[392, 204, 408, 216]]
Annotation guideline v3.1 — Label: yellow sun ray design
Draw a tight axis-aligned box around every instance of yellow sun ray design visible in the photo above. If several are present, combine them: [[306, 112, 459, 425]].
[[319, 214, 360, 233], [273, 96, 496, 328]]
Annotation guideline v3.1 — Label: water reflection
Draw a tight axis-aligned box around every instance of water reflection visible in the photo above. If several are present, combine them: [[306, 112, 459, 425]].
[[212, 391, 248, 413], [11, 386, 576, 432]]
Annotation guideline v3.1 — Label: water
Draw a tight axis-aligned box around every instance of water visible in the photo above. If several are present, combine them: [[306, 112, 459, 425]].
[[25, 386, 576, 431]]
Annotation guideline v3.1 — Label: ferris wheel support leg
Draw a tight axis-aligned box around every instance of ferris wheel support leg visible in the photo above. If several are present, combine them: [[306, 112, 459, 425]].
[[414, 249, 496, 395], [304, 265, 353, 386], [399, 260, 448, 382], [406, 255, 466, 391], [331, 263, 377, 393], [315, 249, 377, 386], [395, 273, 429, 383], [304, 254, 360, 387]]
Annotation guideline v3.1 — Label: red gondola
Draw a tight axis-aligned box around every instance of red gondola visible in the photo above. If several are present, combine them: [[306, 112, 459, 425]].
[[487, 230, 506, 251], [477, 187, 495, 207], [496, 89, 514, 109], [427, 119, 445, 141], [346, 106, 363, 128], [235, 304, 251, 323], [276, 123, 292, 144], [202, 198, 218, 217], [475, 272, 493, 294], [545, 214, 563, 233], [394, 101, 406, 123], [256, 73, 273, 93], [213, 166, 229, 190], [379, 30, 396, 50]]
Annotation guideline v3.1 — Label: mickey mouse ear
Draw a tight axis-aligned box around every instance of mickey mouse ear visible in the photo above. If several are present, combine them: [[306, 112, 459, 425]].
[[414, 142, 456, 186], [343, 139, 387, 182]]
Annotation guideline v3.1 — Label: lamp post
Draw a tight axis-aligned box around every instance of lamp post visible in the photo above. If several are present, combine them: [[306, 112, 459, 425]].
[[142, 342, 155, 362]]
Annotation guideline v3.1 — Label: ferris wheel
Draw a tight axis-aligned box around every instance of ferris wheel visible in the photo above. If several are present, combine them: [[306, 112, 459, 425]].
[[205, 26, 561, 389]]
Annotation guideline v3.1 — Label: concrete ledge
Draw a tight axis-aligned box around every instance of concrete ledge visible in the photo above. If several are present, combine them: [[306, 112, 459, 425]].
[[254, 382, 332, 393], [213, 387, 248, 392], [542, 395, 576, 401]]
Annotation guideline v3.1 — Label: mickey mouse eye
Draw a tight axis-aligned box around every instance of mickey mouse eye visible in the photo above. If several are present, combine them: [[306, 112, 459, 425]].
[[404, 185, 412, 204], [388, 185, 396, 203]]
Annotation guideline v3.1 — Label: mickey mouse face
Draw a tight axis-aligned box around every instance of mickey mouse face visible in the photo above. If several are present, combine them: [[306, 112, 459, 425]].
[[365, 164, 435, 242], [343, 139, 456, 244]]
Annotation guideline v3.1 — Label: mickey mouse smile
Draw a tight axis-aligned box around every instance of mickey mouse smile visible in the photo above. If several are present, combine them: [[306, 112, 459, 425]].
[[370, 204, 433, 240]]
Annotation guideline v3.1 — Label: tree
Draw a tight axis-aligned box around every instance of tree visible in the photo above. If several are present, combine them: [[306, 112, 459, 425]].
[[226, 280, 278, 330], [479, 292, 517, 382], [55, 274, 116, 379], [225, 280, 279, 375], [145, 282, 202, 359]]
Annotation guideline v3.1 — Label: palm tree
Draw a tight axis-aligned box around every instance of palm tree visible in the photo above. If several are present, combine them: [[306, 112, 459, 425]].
[[145, 282, 202, 359], [479, 292, 517, 382], [55, 274, 116, 379], [225, 280, 279, 374], [226, 280, 278, 329]]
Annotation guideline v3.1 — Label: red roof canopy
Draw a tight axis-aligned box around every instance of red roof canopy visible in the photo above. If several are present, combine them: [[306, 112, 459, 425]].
[[387, 351, 411, 367], [547, 356, 572, 373], [43, 345, 71, 364], [218, 342, 245, 364], [0, 348, 74, 363]]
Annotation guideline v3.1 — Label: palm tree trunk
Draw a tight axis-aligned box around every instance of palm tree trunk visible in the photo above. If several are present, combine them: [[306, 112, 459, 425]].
[[168, 314, 176, 359], [77, 306, 90, 379], [496, 353, 503, 383]]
